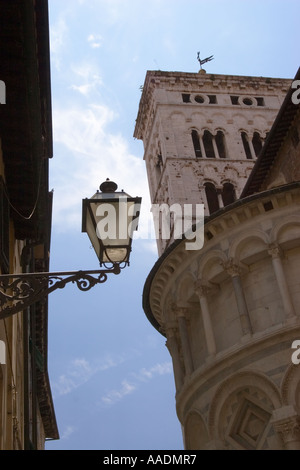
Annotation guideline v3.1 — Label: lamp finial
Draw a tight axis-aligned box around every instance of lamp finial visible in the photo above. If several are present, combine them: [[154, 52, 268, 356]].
[[99, 179, 118, 193]]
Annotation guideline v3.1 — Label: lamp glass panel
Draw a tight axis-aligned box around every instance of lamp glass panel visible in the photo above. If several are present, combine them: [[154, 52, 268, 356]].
[[83, 193, 141, 265], [85, 205, 101, 258]]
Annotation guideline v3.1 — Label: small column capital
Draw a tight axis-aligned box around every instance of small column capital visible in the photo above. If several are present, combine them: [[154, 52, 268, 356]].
[[268, 243, 283, 259], [272, 406, 300, 449], [194, 280, 219, 297], [165, 321, 178, 337], [222, 258, 240, 277], [176, 306, 189, 319], [272, 413, 300, 449], [194, 280, 210, 297], [169, 302, 189, 319]]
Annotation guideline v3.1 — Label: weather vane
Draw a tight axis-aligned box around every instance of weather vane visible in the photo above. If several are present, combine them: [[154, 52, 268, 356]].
[[197, 51, 214, 71]]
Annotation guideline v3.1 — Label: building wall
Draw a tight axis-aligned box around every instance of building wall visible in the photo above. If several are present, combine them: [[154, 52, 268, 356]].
[[0, 141, 23, 448], [0, 140, 48, 450], [137, 70, 300, 450], [147, 184, 300, 450]]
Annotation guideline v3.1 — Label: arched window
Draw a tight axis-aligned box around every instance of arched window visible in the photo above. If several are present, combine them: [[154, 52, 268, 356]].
[[204, 183, 219, 214], [222, 183, 236, 206], [215, 130, 227, 158], [191, 130, 202, 158], [241, 132, 252, 159], [191, 129, 227, 159], [203, 130, 215, 158], [252, 131, 263, 157]]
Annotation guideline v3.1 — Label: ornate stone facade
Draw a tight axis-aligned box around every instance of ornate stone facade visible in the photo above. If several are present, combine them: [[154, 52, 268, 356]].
[[135, 68, 300, 450]]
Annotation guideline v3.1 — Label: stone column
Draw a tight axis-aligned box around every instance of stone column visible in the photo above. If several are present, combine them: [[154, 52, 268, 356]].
[[165, 326, 184, 391], [175, 307, 194, 376], [194, 282, 217, 356], [272, 406, 300, 450], [223, 260, 252, 335], [268, 244, 296, 319], [248, 137, 257, 160], [199, 135, 206, 158], [212, 135, 220, 159], [216, 187, 224, 209]]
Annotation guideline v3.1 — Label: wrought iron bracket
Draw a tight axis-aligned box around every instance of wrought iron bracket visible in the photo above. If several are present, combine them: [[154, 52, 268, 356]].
[[0, 264, 121, 319]]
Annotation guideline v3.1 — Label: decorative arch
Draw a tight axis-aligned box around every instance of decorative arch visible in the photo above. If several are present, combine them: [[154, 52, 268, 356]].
[[190, 111, 206, 122], [169, 110, 186, 120], [208, 370, 282, 448], [210, 111, 227, 123], [198, 249, 228, 281], [222, 165, 240, 180], [202, 163, 219, 182], [187, 125, 201, 134], [228, 229, 269, 263], [251, 113, 269, 129], [281, 364, 300, 410], [220, 177, 237, 187], [269, 216, 300, 248], [233, 114, 249, 128], [176, 272, 197, 304], [214, 126, 228, 135], [184, 410, 209, 450]]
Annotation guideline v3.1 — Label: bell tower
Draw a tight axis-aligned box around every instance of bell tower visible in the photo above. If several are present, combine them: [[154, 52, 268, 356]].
[[134, 69, 290, 255]]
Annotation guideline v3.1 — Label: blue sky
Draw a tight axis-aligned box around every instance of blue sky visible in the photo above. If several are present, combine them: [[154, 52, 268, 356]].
[[45, 0, 299, 450]]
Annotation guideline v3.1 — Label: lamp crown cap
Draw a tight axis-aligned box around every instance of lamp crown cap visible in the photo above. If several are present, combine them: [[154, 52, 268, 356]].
[[100, 178, 118, 193]]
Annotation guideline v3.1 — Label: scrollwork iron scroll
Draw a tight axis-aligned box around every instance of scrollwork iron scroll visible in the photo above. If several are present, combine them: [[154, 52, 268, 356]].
[[0, 264, 121, 319]]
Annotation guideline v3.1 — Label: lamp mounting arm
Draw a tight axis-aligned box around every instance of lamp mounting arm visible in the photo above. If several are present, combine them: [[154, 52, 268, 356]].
[[0, 264, 121, 319]]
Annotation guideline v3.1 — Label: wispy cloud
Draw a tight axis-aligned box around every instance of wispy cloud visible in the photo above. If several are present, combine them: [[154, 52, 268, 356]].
[[100, 362, 172, 406], [52, 354, 125, 398], [87, 33, 103, 49], [101, 380, 136, 405], [135, 362, 173, 382], [50, 16, 68, 71], [60, 425, 78, 440], [70, 62, 103, 96]]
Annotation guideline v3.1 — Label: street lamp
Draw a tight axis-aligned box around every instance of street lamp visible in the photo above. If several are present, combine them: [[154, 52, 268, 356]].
[[82, 178, 141, 266], [0, 180, 141, 319]]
